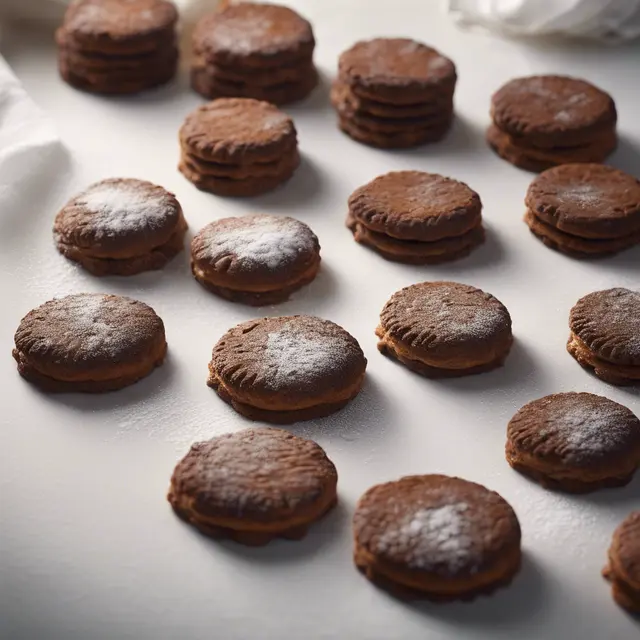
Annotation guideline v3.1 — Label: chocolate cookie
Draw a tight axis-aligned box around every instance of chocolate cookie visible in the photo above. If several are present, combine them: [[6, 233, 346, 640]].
[[353, 474, 522, 600], [168, 428, 338, 546], [191, 214, 320, 305], [208, 315, 367, 423], [349, 171, 482, 242], [338, 38, 456, 105], [13, 293, 166, 392], [191, 3, 317, 104], [523, 210, 640, 258], [56, 0, 178, 94], [54, 178, 187, 276], [526, 164, 640, 239], [337, 116, 451, 149], [179, 98, 299, 197], [347, 212, 485, 265], [376, 281, 513, 377], [603, 511, 640, 613], [507, 393, 640, 492], [568, 288, 640, 385]]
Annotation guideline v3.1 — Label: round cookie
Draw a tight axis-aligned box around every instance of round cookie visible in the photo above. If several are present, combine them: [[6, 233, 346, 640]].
[[376, 281, 513, 377], [486, 123, 617, 172], [192, 3, 315, 68], [347, 213, 484, 265], [59, 0, 178, 53], [353, 474, 522, 600], [180, 148, 298, 179], [54, 178, 187, 276], [523, 210, 640, 258], [337, 117, 450, 149], [13, 293, 166, 392], [338, 38, 456, 105], [490, 75, 616, 148], [506, 392, 640, 492], [603, 511, 640, 613], [168, 428, 338, 546], [348, 171, 481, 242], [197, 56, 315, 87], [568, 288, 640, 385], [208, 315, 367, 423], [526, 164, 640, 239], [179, 98, 297, 165], [191, 214, 320, 305]]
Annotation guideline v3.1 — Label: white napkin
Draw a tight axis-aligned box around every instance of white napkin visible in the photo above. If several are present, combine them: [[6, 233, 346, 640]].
[[0, 57, 62, 208], [447, 0, 640, 42]]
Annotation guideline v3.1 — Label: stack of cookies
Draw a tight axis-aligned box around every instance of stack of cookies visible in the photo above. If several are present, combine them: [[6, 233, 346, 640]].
[[179, 98, 299, 197], [347, 171, 484, 264], [525, 164, 640, 258], [488, 75, 617, 171], [191, 2, 317, 105], [332, 38, 457, 148], [56, 0, 179, 95]]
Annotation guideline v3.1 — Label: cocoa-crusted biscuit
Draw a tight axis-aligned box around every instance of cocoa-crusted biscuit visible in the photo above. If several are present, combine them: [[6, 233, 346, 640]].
[[337, 117, 450, 149], [196, 56, 315, 87], [603, 512, 640, 613], [190, 64, 318, 105], [353, 474, 521, 600], [208, 315, 367, 423], [168, 428, 338, 546], [54, 178, 187, 276], [486, 124, 617, 173], [349, 171, 482, 242], [490, 75, 617, 148], [523, 210, 640, 258], [192, 2, 315, 69], [347, 213, 484, 265], [191, 214, 320, 305], [568, 288, 640, 385], [57, 41, 178, 72], [179, 98, 297, 164], [376, 281, 513, 377], [13, 293, 166, 392], [526, 164, 640, 239], [506, 393, 640, 493], [338, 38, 456, 105]]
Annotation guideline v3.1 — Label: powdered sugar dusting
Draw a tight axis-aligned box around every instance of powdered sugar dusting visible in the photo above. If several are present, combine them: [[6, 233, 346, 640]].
[[558, 183, 603, 209], [375, 502, 473, 571], [76, 180, 174, 238], [262, 322, 353, 390], [200, 215, 315, 272]]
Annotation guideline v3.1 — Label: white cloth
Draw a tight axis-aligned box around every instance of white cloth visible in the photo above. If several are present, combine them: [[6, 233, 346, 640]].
[[446, 0, 640, 42]]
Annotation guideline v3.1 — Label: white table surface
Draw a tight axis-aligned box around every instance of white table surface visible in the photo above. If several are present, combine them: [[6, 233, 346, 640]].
[[1, 2, 639, 639]]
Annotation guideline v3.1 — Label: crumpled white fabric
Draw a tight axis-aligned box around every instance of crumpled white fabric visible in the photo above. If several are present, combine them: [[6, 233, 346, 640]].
[[447, 0, 640, 42], [0, 0, 220, 28]]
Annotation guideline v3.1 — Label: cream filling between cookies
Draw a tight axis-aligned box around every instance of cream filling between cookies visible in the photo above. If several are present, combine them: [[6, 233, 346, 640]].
[[567, 333, 640, 381]]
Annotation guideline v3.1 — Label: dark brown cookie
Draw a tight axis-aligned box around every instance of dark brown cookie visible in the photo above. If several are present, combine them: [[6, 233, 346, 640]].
[[347, 213, 484, 265], [523, 210, 640, 258], [603, 511, 640, 613], [568, 288, 640, 385], [54, 178, 187, 275], [179, 98, 297, 165], [376, 281, 513, 377], [338, 117, 451, 149], [486, 124, 617, 173], [331, 80, 454, 119], [526, 164, 640, 239], [190, 64, 318, 105], [349, 171, 481, 242], [168, 428, 338, 546], [353, 474, 521, 600], [13, 293, 166, 393], [191, 214, 320, 304], [208, 315, 367, 423], [490, 75, 617, 148], [338, 38, 456, 105], [192, 2, 315, 68], [506, 392, 640, 493], [59, 0, 178, 52]]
